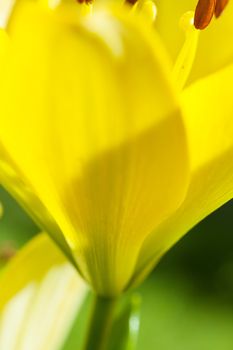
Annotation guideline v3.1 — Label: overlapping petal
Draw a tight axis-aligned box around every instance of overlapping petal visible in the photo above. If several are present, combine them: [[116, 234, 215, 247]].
[[133, 63, 233, 285], [0, 233, 87, 350], [0, 2, 189, 295]]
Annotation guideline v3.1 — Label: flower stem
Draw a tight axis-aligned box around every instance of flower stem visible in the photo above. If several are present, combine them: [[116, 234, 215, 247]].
[[83, 294, 118, 350]]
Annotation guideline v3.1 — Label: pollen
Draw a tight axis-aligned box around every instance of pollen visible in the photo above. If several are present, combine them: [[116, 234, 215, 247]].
[[194, 0, 229, 29], [77, 0, 92, 4]]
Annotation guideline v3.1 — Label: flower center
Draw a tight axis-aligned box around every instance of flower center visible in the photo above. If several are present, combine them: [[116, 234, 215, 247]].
[[194, 0, 229, 29]]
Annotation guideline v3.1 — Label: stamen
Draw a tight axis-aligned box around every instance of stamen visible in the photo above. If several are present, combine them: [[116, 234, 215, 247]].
[[75, 0, 93, 16], [126, 0, 138, 5], [173, 12, 199, 91], [194, 0, 230, 29], [133, 0, 157, 23], [77, 0, 93, 4], [81, 2, 93, 15], [194, 0, 216, 29], [215, 0, 229, 17]]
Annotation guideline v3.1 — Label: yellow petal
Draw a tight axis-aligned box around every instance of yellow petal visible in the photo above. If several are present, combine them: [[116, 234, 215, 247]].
[[133, 63, 233, 286], [155, 0, 233, 82], [0, 1, 189, 296], [0, 233, 87, 350]]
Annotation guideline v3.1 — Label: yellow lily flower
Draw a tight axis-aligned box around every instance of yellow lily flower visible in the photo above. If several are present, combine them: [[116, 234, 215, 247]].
[[0, 0, 232, 298]]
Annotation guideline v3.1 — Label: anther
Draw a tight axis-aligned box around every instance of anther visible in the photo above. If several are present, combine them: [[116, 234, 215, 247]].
[[215, 0, 229, 17], [77, 0, 92, 4], [126, 0, 138, 5], [194, 0, 229, 29]]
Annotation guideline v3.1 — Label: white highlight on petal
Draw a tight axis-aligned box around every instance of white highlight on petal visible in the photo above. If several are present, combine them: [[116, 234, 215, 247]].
[[48, 0, 62, 10], [0, 284, 36, 350], [133, 0, 157, 24], [0, 0, 15, 28], [83, 11, 124, 58], [0, 263, 87, 350]]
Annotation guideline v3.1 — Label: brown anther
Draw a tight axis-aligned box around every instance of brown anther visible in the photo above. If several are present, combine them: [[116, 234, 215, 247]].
[[77, 0, 92, 4], [125, 0, 138, 5], [215, 0, 229, 17], [194, 0, 229, 29], [194, 0, 216, 29]]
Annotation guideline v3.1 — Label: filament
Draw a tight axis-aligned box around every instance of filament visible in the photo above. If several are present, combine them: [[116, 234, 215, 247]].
[[172, 11, 199, 91]]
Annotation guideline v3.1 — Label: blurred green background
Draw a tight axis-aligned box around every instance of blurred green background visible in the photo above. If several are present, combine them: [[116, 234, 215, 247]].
[[1, 186, 233, 350]]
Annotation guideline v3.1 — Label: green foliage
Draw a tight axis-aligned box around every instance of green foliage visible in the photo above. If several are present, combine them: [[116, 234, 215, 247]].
[[0, 187, 37, 247]]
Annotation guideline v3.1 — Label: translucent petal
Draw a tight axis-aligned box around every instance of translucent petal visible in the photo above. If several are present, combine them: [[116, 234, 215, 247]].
[[0, 233, 87, 350], [0, 2, 189, 295], [133, 63, 233, 285]]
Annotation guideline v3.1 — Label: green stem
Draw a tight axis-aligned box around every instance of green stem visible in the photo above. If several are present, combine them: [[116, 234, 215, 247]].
[[83, 294, 118, 350]]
